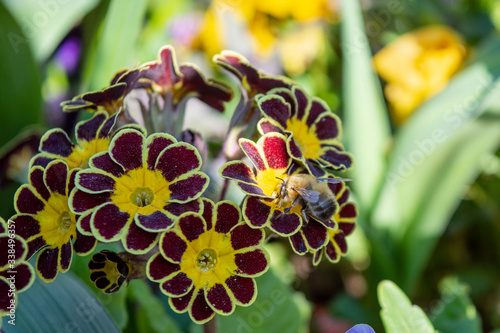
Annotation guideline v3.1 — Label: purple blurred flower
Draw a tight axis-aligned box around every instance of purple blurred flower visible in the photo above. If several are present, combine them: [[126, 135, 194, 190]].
[[347, 324, 376, 333], [55, 36, 81, 74]]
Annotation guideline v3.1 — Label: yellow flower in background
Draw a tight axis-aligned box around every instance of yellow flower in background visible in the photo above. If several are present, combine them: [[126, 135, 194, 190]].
[[374, 25, 466, 125], [193, 0, 335, 74]]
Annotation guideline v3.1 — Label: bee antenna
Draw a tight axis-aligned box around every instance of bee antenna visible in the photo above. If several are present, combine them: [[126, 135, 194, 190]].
[[275, 177, 284, 181]]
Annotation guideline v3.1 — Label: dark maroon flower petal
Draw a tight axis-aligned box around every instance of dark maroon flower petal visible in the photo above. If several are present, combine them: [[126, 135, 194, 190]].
[[168, 173, 208, 202], [15, 185, 45, 214], [269, 210, 302, 236], [237, 182, 267, 197], [258, 95, 291, 128], [135, 211, 175, 232], [306, 99, 327, 127], [92, 203, 130, 241], [301, 219, 328, 250], [234, 249, 268, 276], [76, 112, 107, 141], [110, 130, 145, 171], [0, 236, 26, 266], [30, 154, 54, 168], [155, 143, 201, 182], [142, 46, 182, 90], [77, 212, 92, 234], [170, 288, 194, 312], [29, 167, 50, 201], [334, 232, 348, 254], [261, 134, 290, 170], [89, 152, 125, 177], [190, 289, 214, 323], [214, 202, 240, 234], [287, 137, 303, 159], [289, 233, 307, 254], [0, 263, 33, 292], [304, 158, 327, 177], [146, 134, 176, 169], [179, 64, 232, 112], [312, 250, 322, 266], [160, 232, 187, 263], [258, 119, 284, 134], [98, 113, 118, 138], [68, 169, 78, 194], [201, 198, 214, 231], [206, 284, 234, 314], [219, 161, 257, 185], [73, 231, 97, 255], [39, 129, 74, 157], [230, 224, 264, 250], [164, 200, 201, 216], [178, 213, 205, 241], [148, 253, 180, 281], [239, 139, 266, 171], [294, 87, 308, 120], [70, 190, 110, 213], [27, 236, 46, 259], [60, 241, 72, 271], [339, 203, 357, 219], [225, 276, 256, 305], [161, 272, 193, 296], [320, 148, 353, 170], [243, 196, 271, 228], [10, 214, 40, 241], [37, 247, 59, 281], [124, 222, 159, 253], [324, 242, 339, 262], [313, 114, 340, 140], [339, 220, 356, 236], [76, 171, 115, 193]]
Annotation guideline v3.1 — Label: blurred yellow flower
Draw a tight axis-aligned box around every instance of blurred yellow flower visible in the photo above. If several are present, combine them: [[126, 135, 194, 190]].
[[373, 25, 466, 125], [193, 0, 335, 74]]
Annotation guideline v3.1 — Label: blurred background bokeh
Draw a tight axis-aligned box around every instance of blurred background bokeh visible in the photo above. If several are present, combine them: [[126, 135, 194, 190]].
[[1, 0, 500, 332]]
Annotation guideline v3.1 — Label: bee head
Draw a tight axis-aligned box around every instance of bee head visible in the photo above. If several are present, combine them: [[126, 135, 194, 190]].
[[275, 176, 287, 207]]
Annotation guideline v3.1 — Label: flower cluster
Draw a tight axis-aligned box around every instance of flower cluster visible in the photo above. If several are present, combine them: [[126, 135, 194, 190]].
[[1, 44, 357, 325]]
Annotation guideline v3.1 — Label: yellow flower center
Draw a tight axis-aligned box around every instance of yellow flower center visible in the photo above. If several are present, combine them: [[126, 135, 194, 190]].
[[181, 229, 237, 290], [37, 193, 77, 248], [65, 138, 110, 169], [256, 169, 287, 197], [286, 118, 322, 159], [111, 168, 171, 217], [129, 187, 155, 207], [195, 249, 218, 272]]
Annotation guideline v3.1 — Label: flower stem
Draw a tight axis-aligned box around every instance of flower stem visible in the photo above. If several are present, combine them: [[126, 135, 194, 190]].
[[219, 178, 229, 201], [204, 316, 217, 333]]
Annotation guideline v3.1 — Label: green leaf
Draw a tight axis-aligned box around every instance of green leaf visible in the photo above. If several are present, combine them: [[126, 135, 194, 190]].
[[3, 0, 99, 61], [218, 269, 308, 333], [0, 2, 42, 148], [430, 277, 482, 333], [2, 272, 120, 332], [128, 279, 181, 333], [84, 0, 147, 91], [340, 0, 391, 212], [378, 280, 435, 333], [371, 35, 500, 291]]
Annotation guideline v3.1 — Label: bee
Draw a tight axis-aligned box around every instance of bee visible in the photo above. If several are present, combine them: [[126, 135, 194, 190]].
[[275, 172, 351, 223]]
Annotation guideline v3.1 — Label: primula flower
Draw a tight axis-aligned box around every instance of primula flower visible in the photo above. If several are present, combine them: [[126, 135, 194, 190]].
[[10, 160, 97, 282], [88, 250, 132, 294], [70, 128, 209, 254], [147, 199, 270, 324], [31, 111, 117, 170], [214, 51, 291, 158], [374, 25, 466, 125], [257, 87, 353, 176], [310, 181, 357, 265], [221, 133, 337, 243], [141, 45, 233, 113], [0, 217, 35, 317]]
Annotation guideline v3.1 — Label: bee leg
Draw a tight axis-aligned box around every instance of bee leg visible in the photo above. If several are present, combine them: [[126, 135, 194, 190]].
[[301, 208, 309, 223], [283, 195, 301, 214]]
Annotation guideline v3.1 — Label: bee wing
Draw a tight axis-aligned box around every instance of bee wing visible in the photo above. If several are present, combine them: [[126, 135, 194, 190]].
[[293, 187, 320, 203], [317, 177, 352, 184]]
